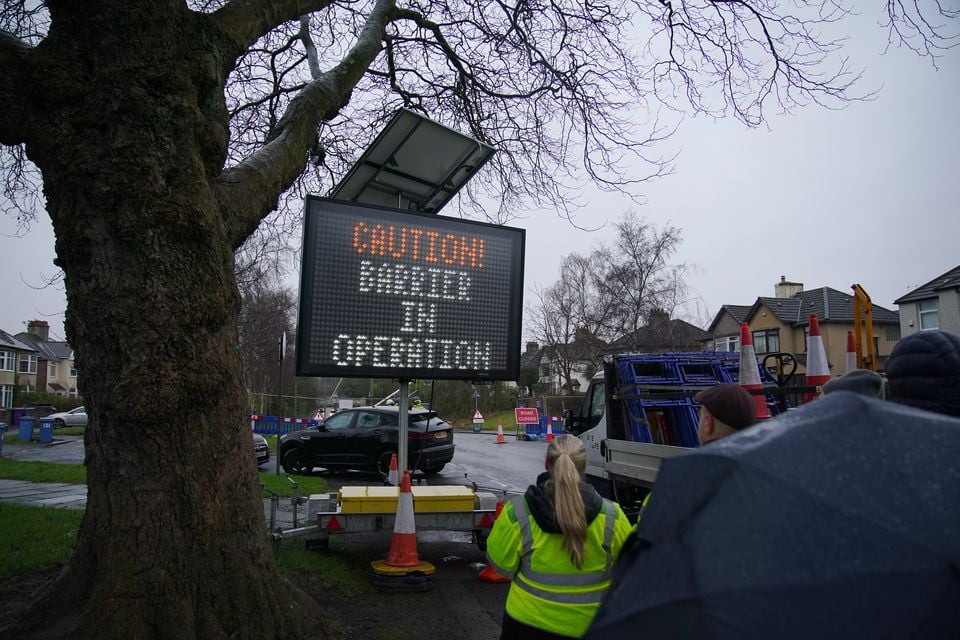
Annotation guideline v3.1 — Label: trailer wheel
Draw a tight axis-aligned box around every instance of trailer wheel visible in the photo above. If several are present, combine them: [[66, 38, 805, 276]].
[[472, 529, 488, 552]]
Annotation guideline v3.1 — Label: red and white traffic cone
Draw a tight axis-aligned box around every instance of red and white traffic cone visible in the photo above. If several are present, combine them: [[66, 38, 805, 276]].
[[371, 470, 435, 579], [478, 501, 511, 583], [844, 330, 857, 375], [738, 322, 771, 420], [387, 452, 399, 486], [804, 314, 832, 403], [545, 421, 554, 443], [496, 422, 505, 444]]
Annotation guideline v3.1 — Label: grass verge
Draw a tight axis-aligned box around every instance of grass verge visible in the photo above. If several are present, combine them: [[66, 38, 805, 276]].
[[0, 458, 325, 498], [273, 540, 372, 597], [0, 503, 82, 582], [0, 502, 360, 596], [0, 459, 87, 484], [259, 473, 328, 497]]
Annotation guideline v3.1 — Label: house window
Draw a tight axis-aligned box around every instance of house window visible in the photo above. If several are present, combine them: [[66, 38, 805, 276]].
[[70, 360, 78, 377], [714, 335, 740, 352], [18, 354, 37, 374], [752, 329, 780, 354], [918, 299, 939, 330], [48, 361, 58, 378], [0, 384, 12, 407], [885, 326, 901, 341], [0, 351, 14, 371]]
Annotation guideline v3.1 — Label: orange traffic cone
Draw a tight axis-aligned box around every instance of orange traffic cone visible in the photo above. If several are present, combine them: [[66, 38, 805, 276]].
[[371, 470, 435, 577], [545, 421, 554, 443], [804, 314, 832, 403], [496, 423, 505, 444], [478, 501, 511, 583], [387, 452, 399, 486], [844, 330, 857, 375], [738, 322, 771, 420]]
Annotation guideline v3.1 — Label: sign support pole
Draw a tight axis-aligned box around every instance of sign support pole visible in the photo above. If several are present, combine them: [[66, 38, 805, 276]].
[[276, 332, 286, 475], [398, 379, 410, 475]]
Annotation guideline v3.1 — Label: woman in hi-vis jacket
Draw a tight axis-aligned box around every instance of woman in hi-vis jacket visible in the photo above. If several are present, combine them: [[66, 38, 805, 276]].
[[486, 435, 634, 639]]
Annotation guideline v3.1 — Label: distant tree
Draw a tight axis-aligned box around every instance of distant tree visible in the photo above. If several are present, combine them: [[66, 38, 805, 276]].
[[528, 212, 689, 375], [527, 253, 611, 394], [591, 213, 690, 347], [237, 264, 296, 404], [517, 366, 541, 397], [1, 1, 953, 638]]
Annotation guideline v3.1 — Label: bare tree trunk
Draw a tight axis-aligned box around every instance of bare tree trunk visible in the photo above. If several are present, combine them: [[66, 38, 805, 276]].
[[4, 4, 319, 638]]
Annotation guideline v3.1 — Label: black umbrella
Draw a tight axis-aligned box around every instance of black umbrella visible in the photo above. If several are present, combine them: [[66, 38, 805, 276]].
[[587, 392, 960, 640]]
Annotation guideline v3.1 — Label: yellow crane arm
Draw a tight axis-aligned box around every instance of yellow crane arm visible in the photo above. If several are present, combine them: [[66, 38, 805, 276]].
[[851, 284, 877, 371]]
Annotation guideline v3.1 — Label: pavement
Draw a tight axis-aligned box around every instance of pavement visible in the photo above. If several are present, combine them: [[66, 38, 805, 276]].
[[0, 435, 319, 528], [1, 436, 89, 509]]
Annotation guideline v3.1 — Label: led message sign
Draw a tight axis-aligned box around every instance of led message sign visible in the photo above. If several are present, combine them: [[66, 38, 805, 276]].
[[296, 197, 525, 381]]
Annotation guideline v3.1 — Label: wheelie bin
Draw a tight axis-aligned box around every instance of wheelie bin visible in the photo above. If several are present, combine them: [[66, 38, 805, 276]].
[[39, 417, 54, 444], [18, 415, 35, 442]]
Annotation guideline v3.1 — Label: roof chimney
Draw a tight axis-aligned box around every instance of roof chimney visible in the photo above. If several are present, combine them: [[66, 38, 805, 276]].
[[775, 276, 804, 299], [648, 309, 670, 325], [27, 320, 49, 341]]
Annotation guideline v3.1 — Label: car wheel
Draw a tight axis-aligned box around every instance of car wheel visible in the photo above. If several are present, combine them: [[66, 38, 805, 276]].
[[376, 451, 397, 480], [281, 448, 311, 475], [54, 419, 65, 428], [422, 464, 445, 476]]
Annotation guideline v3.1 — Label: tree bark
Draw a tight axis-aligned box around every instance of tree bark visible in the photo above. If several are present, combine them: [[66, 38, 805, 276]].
[[5, 3, 322, 638]]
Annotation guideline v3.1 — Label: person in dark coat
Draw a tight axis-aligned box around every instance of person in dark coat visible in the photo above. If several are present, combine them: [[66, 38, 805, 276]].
[[885, 330, 960, 418], [823, 369, 884, 398]]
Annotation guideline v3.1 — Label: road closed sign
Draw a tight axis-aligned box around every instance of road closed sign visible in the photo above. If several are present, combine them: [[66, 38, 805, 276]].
[[515, 407, 540, 425]]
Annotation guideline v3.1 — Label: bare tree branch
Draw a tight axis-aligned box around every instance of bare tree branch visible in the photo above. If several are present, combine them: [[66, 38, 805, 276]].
[[211, 0, 336, 60], [216, 0, 395, 248], [882, 0, 960, 67], [0, 29, 33, 144]]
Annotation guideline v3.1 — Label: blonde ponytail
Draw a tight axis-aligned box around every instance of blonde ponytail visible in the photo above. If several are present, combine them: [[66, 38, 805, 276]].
[[546, 435, 588, 568]]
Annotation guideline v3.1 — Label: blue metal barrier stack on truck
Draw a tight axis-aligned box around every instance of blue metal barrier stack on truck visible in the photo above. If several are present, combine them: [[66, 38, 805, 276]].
[[563, 351, 786, 517]]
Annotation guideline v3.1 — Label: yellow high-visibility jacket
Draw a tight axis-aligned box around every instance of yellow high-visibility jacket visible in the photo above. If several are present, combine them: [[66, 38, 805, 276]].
[[486, 489, 634, 638]]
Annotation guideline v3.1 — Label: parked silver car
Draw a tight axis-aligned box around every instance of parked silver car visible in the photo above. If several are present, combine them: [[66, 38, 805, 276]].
[[47, 406, 87, 427]]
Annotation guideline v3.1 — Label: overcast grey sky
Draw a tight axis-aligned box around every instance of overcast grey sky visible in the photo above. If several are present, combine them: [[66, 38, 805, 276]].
[[520, 12, 960, 336], [2, 9, 958, 345]]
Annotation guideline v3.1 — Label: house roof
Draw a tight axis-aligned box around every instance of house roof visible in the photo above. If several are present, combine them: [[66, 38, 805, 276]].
[[540, 332, 607, 363], [15, 333, 73, 360], [607, 318, 711, 352], [0, 329, 36, 352], [894, 264, 960, 304], [707, 304, 753, 334], [750, 287, 899, 326]]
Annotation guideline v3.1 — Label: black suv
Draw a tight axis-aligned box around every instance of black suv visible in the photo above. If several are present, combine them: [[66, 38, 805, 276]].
[[278, 406, 455, 476]]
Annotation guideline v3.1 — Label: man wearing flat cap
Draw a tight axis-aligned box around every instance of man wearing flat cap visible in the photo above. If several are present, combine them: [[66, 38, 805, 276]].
[[694, 383, 757, 445], [636, 383, 757, 518]]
